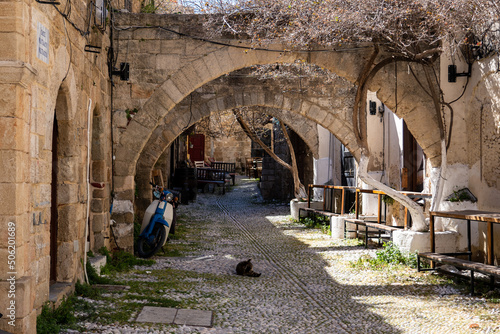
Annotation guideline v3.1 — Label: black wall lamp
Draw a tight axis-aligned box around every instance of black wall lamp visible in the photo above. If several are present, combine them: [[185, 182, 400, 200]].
[[369, 100, 377, 115], [111, 62, 130, 81], [448, 63, 472, 82]]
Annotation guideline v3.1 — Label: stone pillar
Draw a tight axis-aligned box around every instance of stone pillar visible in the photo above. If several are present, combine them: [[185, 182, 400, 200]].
[[0, 58, 37, 333], [111, 174, 135, 253]]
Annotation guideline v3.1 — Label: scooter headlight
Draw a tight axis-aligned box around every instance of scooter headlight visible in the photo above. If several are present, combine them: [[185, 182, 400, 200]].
[[165, 192, 174, 201]]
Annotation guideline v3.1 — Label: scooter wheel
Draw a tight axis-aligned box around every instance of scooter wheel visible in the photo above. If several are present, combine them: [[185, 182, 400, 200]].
[[137, 224, 167, 258]]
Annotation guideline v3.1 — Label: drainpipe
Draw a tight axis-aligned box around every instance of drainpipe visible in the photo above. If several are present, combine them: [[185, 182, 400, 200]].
[[84, 98, 92, 284]]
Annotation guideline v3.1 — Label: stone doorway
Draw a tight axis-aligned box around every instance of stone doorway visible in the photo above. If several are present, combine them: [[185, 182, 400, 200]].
[[49, 85, 78, 284]]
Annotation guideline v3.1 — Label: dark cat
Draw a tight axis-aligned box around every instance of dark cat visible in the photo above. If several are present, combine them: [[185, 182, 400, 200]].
[[236, 259, 261, 277]]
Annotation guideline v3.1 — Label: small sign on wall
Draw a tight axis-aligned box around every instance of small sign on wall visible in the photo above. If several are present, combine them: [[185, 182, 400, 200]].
[[37, 22, 49, 64]]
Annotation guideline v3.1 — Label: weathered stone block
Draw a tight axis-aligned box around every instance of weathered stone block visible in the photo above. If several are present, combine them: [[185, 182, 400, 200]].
[[0, 84, 20, 117], [0, 150, 29, 183], [91, 160, 107, 183], [90, 198, 105, 214], [0, 183, 30, 215], [0, 32, 26, 61], [132, 53, 157, 70], [92, 213, 105, 232], [130, 39, 161, 54], [156, 54, 181, 71], [202, 52, 223, 78], [160, 79, 184, 104], [34, 276, 49, 309], [56, 242, 76, 282], [0, 308, 37, 334], [57, 183, 79, 205], [57, 156, 79, 183], [0, 275, 34, 319], [191, 58, 214, 83], [160, 39, 185, 54], [0, 213, 30, 248], [131, 83, 155, 100], [0, 243, 29, 279], [307, 104, 328, 124], [0, 116, 29, 152], [113, 175, 135, 194], [114, 110, 129, 128], [57, 205, 81, 242]]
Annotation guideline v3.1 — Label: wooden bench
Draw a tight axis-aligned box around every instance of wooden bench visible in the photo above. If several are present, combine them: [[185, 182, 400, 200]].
[[298, 207, 339, 222], [344, 218, 402, 248], [365, 222, 402, 246], [299, 207, 338, 216], [196, 168, 226, 194], [343, 218, 367, 245], [211, 162, 236, 185], [417, 252, 500, 294]]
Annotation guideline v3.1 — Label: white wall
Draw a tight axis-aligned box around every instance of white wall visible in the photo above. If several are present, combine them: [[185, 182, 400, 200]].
[[361, 91, 405, 216]]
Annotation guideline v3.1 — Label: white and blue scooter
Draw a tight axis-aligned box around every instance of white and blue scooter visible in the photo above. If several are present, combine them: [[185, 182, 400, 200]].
[[137, 183, 178, 258]]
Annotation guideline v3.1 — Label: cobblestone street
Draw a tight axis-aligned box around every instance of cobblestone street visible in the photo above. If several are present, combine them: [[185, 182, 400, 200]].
[[80, 177, 500, 334]]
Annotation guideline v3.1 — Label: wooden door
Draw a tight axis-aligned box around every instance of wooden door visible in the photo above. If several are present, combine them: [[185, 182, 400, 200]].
[[188, 134, 205, 162]]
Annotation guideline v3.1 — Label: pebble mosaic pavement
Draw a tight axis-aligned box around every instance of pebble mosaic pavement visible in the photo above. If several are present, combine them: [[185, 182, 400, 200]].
[[72, 177, 500, 334]]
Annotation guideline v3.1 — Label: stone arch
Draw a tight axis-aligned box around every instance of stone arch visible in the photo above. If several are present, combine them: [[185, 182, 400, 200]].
[[111, 34, 444, 251], [50, 75, 85, 283], [114, 46, 442, 182], [309, 53, 443, 165], [113, 46, 368, 178], [133, 85, 360, 212]]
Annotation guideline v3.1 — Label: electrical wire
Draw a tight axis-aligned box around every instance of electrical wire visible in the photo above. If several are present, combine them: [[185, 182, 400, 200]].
[[52, 3, 89, 37], [113, 24, 374, 54], [61, 18, 72, 83]]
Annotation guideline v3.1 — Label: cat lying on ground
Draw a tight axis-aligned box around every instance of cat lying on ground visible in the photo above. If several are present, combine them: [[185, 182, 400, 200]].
[[236, 259, 261, 277]]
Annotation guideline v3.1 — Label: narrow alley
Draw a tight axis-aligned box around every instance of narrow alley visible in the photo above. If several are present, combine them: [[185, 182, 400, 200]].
[[70, 177, 500, 334]]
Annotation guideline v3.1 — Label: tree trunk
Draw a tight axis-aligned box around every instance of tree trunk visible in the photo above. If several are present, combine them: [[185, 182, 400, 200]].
[[279, 121, 307, 198], [234, 111, 306, 198], [357, 154, 427, 231]]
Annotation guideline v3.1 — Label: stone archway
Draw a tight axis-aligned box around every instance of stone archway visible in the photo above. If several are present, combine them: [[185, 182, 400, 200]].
[[51, 84, 81, 282], [111, 13, 445, 250], [135, 106, 325, 209]]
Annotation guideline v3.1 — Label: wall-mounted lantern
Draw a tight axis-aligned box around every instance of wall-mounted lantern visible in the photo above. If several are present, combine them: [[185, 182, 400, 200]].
[[111, 62, 130, 81], [369, 101, 377, 115], [448, 63, 472, 82]]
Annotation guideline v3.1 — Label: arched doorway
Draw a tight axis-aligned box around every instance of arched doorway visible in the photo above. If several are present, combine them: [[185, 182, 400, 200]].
[[50, 85, 79, 283]]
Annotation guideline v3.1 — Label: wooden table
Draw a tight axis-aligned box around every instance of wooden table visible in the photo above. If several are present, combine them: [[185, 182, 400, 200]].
[[354, 189, 431, 228], [429, 210, 500, 265]]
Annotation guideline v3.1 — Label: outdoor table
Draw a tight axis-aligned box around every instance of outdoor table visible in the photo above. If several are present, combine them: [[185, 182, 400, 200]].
[[429, 210, 500, 265]]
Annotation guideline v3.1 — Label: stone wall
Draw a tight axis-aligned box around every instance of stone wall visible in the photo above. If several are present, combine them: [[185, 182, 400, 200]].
[[0, 2, 112, 332]]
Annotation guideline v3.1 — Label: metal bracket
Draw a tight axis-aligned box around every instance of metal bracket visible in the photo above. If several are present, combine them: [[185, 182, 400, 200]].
[[35, 0, 61, 4], [84, 45, 101, 53]]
